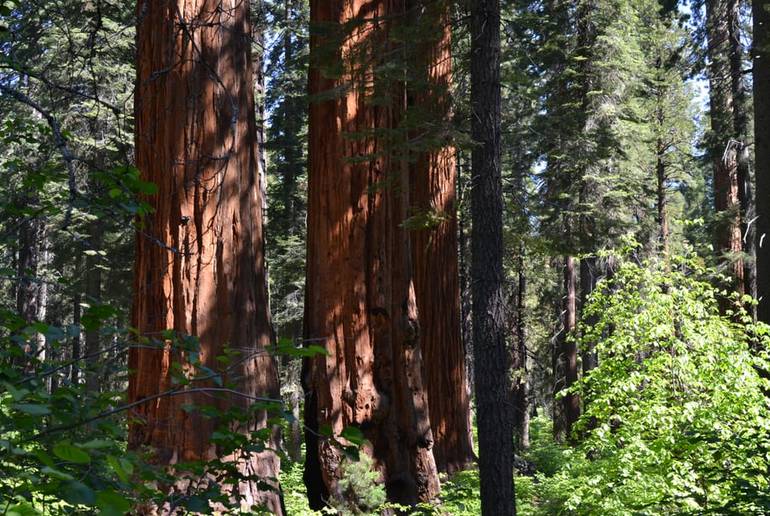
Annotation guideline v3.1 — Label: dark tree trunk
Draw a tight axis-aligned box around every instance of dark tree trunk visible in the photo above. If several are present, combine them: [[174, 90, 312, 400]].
[[656, 137, 670, 257], [580, 256, 598, 374], [706, 0, 744, 296], [755, 0, 770, 323], [128, 1, 282, 512], [470, 0, 515, 513], [514, 253, 530, 450], [303, 0, 439, 508], [408, 0, 474, 475], [560, 255, 580, 436], [84, 227, 102, 394], [729, 0, 755, 312]]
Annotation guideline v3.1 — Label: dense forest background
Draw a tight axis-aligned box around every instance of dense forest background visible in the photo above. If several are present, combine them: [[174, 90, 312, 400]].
[[0, 0, 770, 514]]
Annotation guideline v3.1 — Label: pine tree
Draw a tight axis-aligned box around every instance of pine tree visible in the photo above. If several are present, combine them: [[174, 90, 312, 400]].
[[470, 0, 516, 512]]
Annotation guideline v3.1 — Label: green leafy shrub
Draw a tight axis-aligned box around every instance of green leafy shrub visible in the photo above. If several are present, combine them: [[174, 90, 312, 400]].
[[538, 256, 770, 514]]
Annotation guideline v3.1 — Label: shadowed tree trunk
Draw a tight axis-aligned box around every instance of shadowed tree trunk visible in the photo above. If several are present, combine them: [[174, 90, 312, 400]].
[[470, 0, 515, 513], [408, 0, 474, 475], [728, 0, 755, 311], [706, 0, 744, 296], [302, 0, 439, 508], [560, 255, 579, 436], [755, 0, 770, 323], [514, 253, 530, 450], [128, 1, 282, 512]]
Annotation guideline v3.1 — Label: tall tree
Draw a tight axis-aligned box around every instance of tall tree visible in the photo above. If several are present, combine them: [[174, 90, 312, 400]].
[[470, 0, 515, 513], [302, 0, 440, 507], [128, 1, 282, 512], [408, 0, 474, 474], [755, 0, 770, 323], [705, 0, 744, 295]]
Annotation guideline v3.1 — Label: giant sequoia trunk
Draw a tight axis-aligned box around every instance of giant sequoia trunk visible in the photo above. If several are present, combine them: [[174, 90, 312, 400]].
[[303, 0, 439, 507], [706, 0, 744, 295], [408, 0, 474, 475], [470, 0, 515, 513], [755, 0, 770, 323], [128, 1, 282, 512]]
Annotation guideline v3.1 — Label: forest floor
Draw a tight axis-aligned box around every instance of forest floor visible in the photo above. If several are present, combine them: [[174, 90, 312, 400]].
[[280, 416, 562, 515]]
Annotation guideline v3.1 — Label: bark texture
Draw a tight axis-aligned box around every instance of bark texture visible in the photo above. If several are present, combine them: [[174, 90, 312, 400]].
[[755, 0, 770, 323], [706, 0, 744, 295], [128, 1, 282, 512], [560, 255, 580, 435], [470, 0, 516, 513], [408, 0, 473, 475], [303, 0, 439, 508]]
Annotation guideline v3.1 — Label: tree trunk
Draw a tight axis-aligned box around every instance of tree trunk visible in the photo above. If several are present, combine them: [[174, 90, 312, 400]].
[[560, 255, 580, 436], [470, 0, 515, 513], [408, 0, 473, 475], [580, 256, 598, 374], [16, 215, 45, 367], [706, 0, 744, 295], [729, 0, 755, 312], [514, 254, 530, 450], [755, 0, 770, 323], [303, 0, 439, 508], [128, 1, 282, 512], [656, 137, 670, 257], [84, 227, 102, 394]]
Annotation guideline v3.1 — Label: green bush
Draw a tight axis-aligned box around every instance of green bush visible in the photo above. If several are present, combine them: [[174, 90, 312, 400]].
[[536, 256, 770, 514]]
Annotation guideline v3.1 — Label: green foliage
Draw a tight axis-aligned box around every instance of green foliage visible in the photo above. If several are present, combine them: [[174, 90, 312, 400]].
[[538, 256, 770, 513]]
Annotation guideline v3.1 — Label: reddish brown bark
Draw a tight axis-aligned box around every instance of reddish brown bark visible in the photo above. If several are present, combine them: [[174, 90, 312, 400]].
[[128, 1, 282, 512], [408, 0, 473, 474], [706, 0, 744, 295], [303, 0, 439, 508]]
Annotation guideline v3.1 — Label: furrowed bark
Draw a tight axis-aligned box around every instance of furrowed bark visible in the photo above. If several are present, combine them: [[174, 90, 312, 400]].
[[303, 0, 439, 507], [128, 1, 282, 512], [470, 0, 516, 512], [408, 0, 474, 475]]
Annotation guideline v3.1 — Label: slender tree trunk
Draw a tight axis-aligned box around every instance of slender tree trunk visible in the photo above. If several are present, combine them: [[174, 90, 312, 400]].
[[755, 0, 770, 323], [303, 0, 439, 507], [656, 138, 670, 257], [84, 227, 102, 394], [408, 0, 473, 475], [457, 151, 473, 393], [71, 289, 81, 384], [580, 256, 597, 374], [560, 255, 580, 436], [515, 253, 530, 450], [706, 0, 744, 296], [729, 0, 756, 311], [128, 1, 282, 512], [470, 0, 515, 513], [16, 215, 45, 368]]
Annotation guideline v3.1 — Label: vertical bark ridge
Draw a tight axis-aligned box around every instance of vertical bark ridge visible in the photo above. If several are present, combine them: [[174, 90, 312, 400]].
[[408, 0, 474, 475], [129, 1, 282, 512], [303, 0, 439, 508]]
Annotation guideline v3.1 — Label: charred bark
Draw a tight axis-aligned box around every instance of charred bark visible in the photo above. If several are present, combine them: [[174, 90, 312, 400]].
[[128, 1, 282, 512]]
